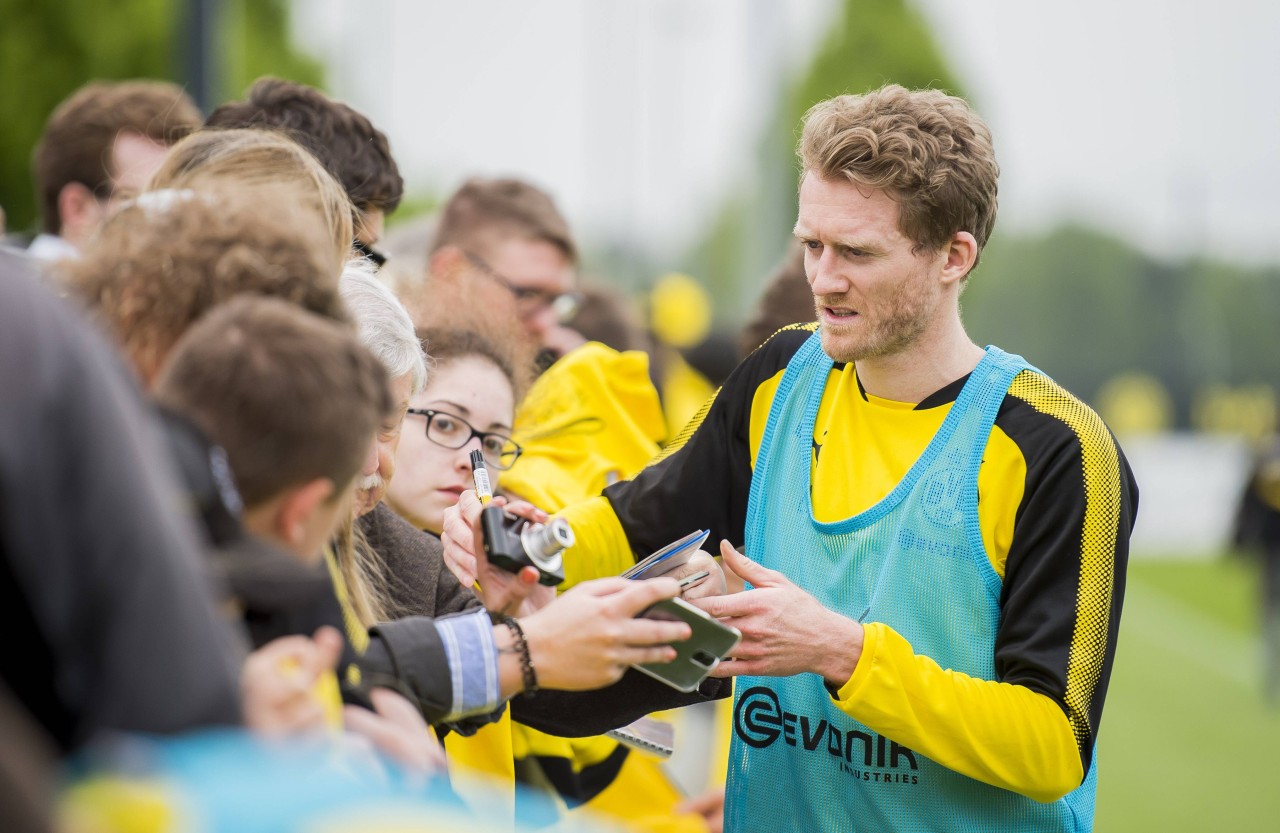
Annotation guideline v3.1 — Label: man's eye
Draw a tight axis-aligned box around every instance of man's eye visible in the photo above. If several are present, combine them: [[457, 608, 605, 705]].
[[803, 240, 822, 251]]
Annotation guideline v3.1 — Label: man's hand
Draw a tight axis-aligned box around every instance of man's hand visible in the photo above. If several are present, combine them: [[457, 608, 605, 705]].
[[519, 576, 692, 691], [691, 541, 863, 686], [666, 550, 728, 601], [241, 626, 344, 737], [343, 687, 446, 778], [441, 489, 553, 616]]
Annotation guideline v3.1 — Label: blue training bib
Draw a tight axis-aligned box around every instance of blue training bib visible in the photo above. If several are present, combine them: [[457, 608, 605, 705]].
[[723, 332, 1096, 833]]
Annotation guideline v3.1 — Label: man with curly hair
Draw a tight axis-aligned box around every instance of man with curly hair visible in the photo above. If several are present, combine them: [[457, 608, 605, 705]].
[[449, 84, 1138, 832]]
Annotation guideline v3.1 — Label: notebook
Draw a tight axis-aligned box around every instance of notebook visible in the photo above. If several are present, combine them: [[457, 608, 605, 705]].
[[622, 529, 711, 580]]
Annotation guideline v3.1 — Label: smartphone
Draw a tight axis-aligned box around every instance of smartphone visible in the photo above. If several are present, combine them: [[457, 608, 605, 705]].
[[633, 596, 741, 693]]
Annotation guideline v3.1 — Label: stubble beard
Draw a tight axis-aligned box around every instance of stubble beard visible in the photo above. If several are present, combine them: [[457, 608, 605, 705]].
[[815, 280, 933, 365]]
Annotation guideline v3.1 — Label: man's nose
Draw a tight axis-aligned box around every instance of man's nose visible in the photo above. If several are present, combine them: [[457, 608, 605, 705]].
[[808, 249, 848, 296], [525, 304, 558, 342]]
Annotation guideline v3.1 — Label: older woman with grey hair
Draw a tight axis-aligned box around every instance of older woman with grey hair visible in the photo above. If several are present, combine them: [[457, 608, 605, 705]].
[[340, 257, 427, 519], [331, 260, 710, 796]]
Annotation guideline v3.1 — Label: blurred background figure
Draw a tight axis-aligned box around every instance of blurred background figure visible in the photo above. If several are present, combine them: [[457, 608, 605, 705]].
[[205, 77, 404, 263], [0, 235, 244, 758], [1233, 436, 1280, 705], [416, 177, 581, 369], [27, 80, 201, 262]]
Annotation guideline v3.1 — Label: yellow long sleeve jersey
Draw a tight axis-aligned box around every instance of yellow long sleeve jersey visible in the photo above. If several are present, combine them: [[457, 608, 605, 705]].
[[562, 325, 1137, 802]]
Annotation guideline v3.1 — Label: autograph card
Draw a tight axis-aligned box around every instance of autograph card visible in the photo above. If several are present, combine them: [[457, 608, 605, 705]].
[[622, 529, 711, 580]]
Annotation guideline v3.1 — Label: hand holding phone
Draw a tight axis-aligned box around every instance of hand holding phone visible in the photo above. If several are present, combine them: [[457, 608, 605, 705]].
[[633, 596, 741, 692]]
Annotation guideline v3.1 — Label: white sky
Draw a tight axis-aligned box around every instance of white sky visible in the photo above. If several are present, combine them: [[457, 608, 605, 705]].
[[293, 0, 1280, 267], [915, 0, 1280, 265]]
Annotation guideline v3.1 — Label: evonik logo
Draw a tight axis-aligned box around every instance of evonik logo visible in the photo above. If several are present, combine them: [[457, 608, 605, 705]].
[[735, 686, 919, 776]]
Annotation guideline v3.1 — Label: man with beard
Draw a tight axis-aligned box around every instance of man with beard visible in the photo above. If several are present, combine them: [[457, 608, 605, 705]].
[[447, 85, 1137, 832]]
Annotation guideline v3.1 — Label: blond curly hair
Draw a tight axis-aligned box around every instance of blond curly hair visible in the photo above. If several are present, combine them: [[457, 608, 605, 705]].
[[799, 84, 999, 266]]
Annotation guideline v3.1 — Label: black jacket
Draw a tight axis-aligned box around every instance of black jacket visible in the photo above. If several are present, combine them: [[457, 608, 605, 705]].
[[0, 258, 243, 752]]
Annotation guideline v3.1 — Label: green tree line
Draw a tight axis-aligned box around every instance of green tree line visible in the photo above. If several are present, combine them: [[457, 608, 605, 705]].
[[680, 0, 1278, 434], [965, 225, 1280, 431], [0, 0, 321, 234]]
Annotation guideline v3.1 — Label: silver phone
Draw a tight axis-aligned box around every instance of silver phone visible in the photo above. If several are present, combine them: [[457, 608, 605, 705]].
[[633, 596, 741, 693]]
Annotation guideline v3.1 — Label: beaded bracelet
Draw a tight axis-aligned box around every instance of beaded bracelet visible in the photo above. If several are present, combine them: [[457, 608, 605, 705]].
[[498, 614, 538, 696]]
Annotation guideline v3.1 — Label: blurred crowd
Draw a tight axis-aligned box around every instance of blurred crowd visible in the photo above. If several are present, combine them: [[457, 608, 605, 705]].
[[0, 77, 812, 833]]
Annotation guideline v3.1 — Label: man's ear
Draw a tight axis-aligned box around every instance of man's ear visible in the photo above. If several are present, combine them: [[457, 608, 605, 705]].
[[428, 245, 466, 282], [56, 182, 104, 245], [277, 478, 337, 551], [940, 231, 979, 286]]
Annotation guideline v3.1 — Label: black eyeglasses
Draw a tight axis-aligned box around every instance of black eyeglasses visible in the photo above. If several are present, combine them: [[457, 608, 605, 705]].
[[406, 408, 523, 470], [354, 239, 388, 267], [462, 250, 581, 324]]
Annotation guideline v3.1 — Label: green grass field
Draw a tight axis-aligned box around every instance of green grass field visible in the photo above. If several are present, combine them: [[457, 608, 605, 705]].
[[1095, 554, 1280, 831]]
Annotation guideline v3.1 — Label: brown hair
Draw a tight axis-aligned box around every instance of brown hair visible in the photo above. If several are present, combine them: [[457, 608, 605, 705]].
[[66, 189, 346, 384], [418, 326, 530, 402], [799, 84, 999, 267], [148, 128, 356, 269], [205, 78, 403, 215], [430, 177, 577, 264], [153, 296, 393, 509], [33, 80, 203, 234]]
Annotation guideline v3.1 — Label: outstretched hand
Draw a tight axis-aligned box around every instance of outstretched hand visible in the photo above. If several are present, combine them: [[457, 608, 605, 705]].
[[691, 540, 864, 685], [241, 626, 344, 737], [343, 687, 446, 779], [441, 489, 554, 616], [520, 576, 692, 691]]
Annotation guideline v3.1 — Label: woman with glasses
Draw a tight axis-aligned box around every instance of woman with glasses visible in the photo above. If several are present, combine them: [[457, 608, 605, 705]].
[[385, 327, 715, 832], [387, 328, 526, 537]]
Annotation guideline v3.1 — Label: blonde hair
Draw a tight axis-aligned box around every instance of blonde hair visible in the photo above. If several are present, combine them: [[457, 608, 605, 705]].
[[66, 190, 346, 385], [799, 85, 999, 267], [149, 128, 356, 271], [332, 517, 390, 629]]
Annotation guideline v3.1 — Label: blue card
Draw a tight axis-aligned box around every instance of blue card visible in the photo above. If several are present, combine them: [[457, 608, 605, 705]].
[[623, 529, 711, 580]]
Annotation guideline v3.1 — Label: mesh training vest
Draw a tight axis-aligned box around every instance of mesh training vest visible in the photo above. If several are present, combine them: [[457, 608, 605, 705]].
[[724, 332, 1097, 832]]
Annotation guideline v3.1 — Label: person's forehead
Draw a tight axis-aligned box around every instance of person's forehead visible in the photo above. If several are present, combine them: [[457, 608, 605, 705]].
[[796, 173, 904, 240], [109, 132, 170, 191], [419, 358, 513, 418]]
